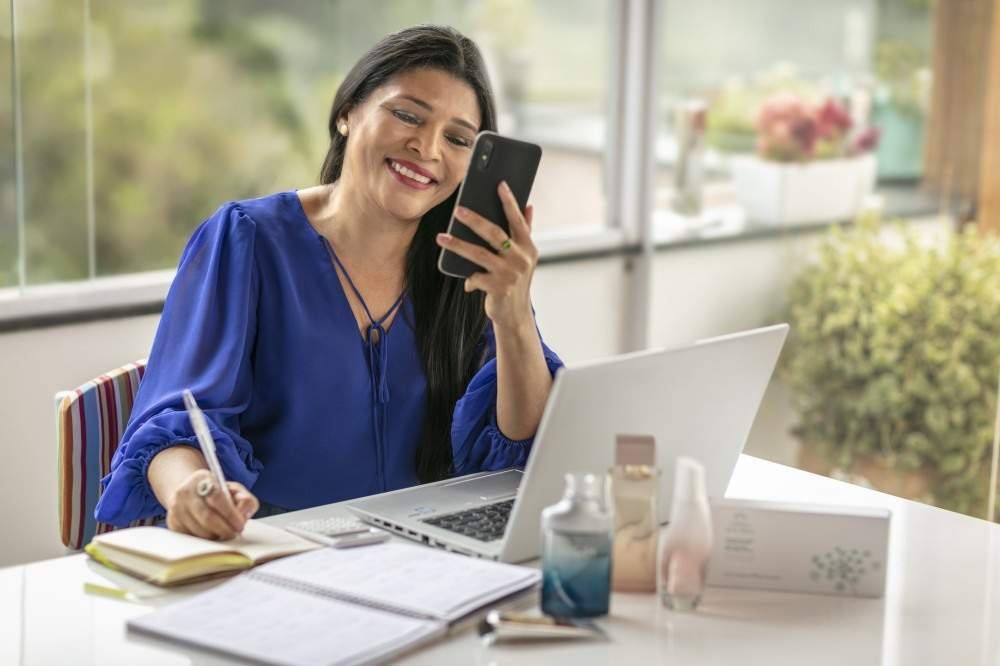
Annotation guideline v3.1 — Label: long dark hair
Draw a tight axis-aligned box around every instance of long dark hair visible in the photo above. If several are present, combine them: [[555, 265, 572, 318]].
[[318, 25, 496, 482]]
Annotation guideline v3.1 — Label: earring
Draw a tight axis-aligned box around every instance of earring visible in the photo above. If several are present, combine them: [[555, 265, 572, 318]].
[[338, 123, 348, 136]]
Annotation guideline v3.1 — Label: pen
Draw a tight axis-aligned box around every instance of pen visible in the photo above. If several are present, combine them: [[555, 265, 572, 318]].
[[182, 389, 235, 508]]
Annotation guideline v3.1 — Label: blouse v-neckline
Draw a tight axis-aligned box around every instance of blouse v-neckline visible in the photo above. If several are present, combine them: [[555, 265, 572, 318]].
[[291, 191, 407, 412], [291, 191, 407, 341], [321, 236, 406, 346]]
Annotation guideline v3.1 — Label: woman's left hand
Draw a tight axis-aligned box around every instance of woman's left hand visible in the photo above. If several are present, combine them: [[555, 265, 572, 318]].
[[436, 181, 538, 331]]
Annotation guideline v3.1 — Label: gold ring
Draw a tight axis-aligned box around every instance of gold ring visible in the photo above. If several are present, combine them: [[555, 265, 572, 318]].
[[500, 238, 513, 252], [196, 478, 215, 498]]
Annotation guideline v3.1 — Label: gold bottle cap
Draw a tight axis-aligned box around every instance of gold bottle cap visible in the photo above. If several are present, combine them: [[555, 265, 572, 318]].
[[615, 434, 656, 466]]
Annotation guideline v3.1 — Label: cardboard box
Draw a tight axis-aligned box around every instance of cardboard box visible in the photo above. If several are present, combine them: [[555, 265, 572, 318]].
[[706, 498, 890, 598]]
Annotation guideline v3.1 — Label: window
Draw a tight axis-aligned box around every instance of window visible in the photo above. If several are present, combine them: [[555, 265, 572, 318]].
[[654, 0, 935, 242], [5, 0, 611, 288], [647, 0, 1000, 522]]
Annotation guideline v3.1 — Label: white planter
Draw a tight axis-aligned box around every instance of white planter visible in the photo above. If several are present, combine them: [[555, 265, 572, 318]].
[[728, 154, 877, 226]]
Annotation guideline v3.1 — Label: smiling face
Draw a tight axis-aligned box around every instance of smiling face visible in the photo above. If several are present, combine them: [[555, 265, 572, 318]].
[[339, 67, 481, 223]]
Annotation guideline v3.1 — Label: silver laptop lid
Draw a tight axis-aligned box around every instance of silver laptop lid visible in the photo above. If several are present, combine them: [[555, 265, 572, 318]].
[[499, 323, 788, 562]]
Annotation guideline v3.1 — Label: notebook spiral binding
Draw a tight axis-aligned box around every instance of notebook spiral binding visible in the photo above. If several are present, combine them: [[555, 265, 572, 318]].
[[245, 570, 436, 621]]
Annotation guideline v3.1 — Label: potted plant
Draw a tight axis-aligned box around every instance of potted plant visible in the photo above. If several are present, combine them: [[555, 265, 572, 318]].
[[728, 92, 880, 226], [706, 64, 818, 155], [782, 217, 1000, 518]]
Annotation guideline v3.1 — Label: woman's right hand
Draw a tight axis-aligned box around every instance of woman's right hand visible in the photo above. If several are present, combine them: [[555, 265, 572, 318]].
[[165, 468, 260, 540]]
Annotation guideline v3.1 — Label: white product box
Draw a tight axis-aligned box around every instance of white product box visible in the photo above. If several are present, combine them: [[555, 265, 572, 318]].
[[706, 498, 890, 598]]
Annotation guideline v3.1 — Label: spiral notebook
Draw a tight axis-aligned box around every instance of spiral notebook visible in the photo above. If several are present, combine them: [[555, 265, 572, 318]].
[[127, 542, 540, 666]]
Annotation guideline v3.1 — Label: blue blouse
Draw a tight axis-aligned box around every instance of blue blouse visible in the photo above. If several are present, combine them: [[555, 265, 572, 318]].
[[94, 191, 563, 526]]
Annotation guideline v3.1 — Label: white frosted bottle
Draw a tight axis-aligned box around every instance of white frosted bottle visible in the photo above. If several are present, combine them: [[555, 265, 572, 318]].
[[658, 457, 712, 611]]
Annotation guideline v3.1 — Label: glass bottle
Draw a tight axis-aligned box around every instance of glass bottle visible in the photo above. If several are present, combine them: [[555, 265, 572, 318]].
[[608, 435, 660, 592], [540, 473, 613, 618], [658, 456, 712, 611]]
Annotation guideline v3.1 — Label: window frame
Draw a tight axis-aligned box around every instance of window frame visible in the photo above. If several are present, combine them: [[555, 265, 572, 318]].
[[1, 1, 653, 329], [0, 0, 951, 334]]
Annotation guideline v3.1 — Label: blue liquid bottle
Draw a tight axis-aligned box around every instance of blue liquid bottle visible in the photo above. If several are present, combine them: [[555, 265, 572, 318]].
[[540, 473, 613, 618]]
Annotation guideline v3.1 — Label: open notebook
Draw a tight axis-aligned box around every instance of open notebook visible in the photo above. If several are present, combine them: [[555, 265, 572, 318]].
[[128, 542, 541, 666], [86, 520, 320, 585]]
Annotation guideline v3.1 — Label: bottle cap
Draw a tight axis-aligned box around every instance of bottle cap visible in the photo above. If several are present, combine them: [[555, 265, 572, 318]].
[[615, 434, 656, 466], [671, 456, 707, 506], [564, 472, 606, 504]]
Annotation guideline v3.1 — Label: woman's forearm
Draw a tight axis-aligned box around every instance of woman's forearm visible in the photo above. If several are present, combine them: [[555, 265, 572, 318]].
[[494, 319, 553, 441], [148, 445, 208, 508]]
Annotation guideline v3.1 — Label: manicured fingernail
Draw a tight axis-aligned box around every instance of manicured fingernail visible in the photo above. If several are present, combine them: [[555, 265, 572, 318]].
[[454, 206, 468, 217], [499, 181, 510, 193], [436, 233, 451, 244]]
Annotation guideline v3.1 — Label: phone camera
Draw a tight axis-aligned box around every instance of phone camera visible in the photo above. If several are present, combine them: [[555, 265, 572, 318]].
[[476, 138, 494, 172]]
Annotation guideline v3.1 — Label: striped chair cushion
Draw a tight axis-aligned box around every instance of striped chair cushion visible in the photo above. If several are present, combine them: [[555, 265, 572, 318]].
[[56, 360, 160, 550]]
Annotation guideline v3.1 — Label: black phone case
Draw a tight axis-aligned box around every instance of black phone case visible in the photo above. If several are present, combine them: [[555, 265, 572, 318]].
[[438, 131, 542, 278]]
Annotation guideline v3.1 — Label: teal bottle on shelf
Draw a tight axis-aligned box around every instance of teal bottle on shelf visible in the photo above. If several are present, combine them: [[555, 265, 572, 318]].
[[540, 473, 613, 618]]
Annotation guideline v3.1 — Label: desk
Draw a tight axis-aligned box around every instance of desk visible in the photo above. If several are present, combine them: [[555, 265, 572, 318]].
[[2, 455, 998, 666]]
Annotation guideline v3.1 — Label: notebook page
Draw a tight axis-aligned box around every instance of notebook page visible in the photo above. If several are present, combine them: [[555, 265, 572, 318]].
[[256, 542, 540, 622], [128, 575, 443, 666], [93, 527, 233, 561], [93, 521, 318, 564], [230, 520, 319, 562]]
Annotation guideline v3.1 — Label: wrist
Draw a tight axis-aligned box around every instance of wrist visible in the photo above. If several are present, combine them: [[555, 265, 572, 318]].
[[149, 444, 207, 509], [491, 307, 535, 336], [492, 319, 536, 342]]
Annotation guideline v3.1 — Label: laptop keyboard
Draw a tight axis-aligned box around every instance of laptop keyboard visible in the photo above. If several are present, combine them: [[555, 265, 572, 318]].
[[420, 499, 514, 542]]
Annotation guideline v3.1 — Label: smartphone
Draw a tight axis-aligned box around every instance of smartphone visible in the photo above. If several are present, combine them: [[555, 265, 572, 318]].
[[437, 131, 542, 278]]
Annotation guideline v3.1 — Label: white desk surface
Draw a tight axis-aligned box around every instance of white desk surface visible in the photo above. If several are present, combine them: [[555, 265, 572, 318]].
[[2, 454, 998, 666]]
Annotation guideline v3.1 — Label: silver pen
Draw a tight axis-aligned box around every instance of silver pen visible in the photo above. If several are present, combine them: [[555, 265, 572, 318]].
[[182, 389, 235, 507]]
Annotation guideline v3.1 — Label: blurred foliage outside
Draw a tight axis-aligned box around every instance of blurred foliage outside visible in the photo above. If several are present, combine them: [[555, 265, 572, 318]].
[[1, 0, 607, 287], [1, 0, 17, 287], [783, 218, 1000, 517]]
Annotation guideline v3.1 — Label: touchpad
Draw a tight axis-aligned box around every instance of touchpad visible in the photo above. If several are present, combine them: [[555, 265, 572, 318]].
[[442, 469, 523, 501]]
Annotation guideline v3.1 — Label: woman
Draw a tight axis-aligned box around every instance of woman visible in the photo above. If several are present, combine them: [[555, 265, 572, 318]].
[[94, 25, 562, 540]]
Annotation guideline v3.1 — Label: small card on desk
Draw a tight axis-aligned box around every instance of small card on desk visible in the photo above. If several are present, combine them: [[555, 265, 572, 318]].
[[706, 498, 891, 598], [85, 520, 320, 586]]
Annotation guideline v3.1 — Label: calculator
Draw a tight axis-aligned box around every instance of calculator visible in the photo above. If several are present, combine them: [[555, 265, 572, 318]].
[[284, 516, 389, 548]]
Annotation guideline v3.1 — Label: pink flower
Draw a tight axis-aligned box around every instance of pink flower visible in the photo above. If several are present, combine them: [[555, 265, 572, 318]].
[[815, 98, 852, 139], [850, 126, 881, 154], [754, 92, 875, 161], [770, 120, 791, 142], [756, 92, 808, 134], [756, 92, 817, 160], [790, 116, 818, 154]]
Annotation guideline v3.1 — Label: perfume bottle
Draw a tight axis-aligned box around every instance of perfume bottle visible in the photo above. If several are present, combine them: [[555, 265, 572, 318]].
[[659, 456, 712, 611], [608, 435, 660, 592], [540, 473, 613, 618]]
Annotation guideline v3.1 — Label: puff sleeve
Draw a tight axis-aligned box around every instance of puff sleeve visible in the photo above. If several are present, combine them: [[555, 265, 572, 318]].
[[94, 202, 263, 526], [450, 322, 564, 475]]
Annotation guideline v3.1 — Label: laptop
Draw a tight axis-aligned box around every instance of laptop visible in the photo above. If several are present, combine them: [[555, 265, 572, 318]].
[[346, 323, 789, 563]]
